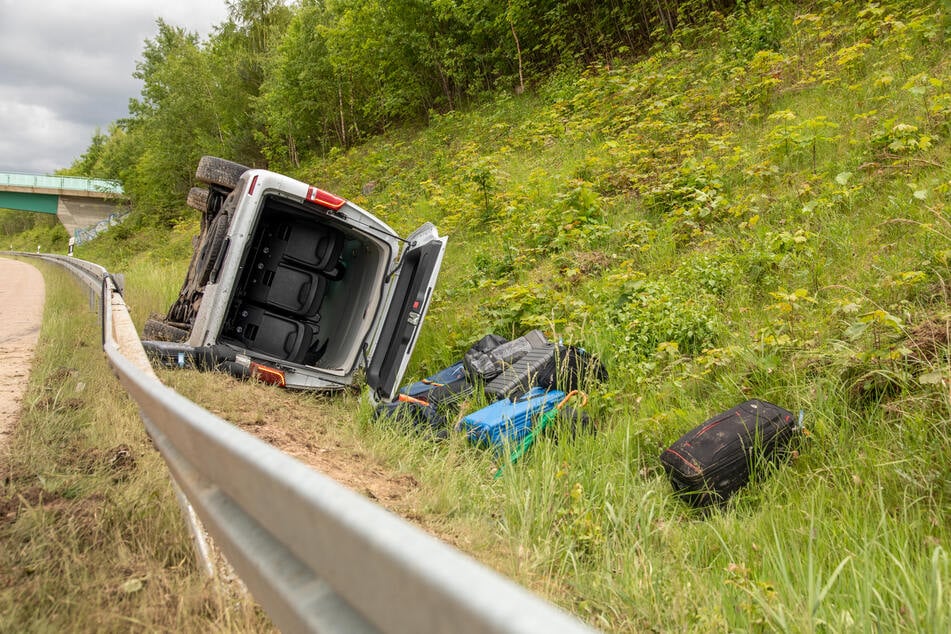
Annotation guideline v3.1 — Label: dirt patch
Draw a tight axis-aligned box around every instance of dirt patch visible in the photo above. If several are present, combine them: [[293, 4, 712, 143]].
[[253, 420, 422, 505], [73, 444, 138, 480], [904, 317, 950, 365], [0, 484, 66, 525], [0, 258, 45, 471], [163, 371, 427, 519]]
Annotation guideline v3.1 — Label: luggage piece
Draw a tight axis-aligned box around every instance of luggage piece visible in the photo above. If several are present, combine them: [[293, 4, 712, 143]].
[[483, 343, 610, 400], [660, 399, 798, 508], [463, 330, 548, 381], [556, 345, 609, 392], [484, 344, 557, 400], [374, 400, 449, 440], [399, 361, 473, 405], [376, 361, 474, 440], [224, 303, 317, 363], [461, 387, 566, 451], [244, 259, 326, 317], [496, 390, 588, 477]]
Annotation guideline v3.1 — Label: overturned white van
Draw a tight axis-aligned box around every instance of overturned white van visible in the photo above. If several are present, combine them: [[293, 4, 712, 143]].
[[143, 157, 446, 401]]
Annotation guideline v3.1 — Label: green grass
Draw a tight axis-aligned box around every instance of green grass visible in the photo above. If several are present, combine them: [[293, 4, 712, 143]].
[[0, 262, 270, 632], [3, 0, 950, 631]]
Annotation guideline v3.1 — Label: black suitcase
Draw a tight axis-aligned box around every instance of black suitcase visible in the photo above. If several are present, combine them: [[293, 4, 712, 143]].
[[484, 344, 557, 400], [660, 399, 798, 508]]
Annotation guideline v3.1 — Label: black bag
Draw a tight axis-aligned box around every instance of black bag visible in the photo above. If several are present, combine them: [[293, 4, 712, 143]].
[[555, 345, 608, 392], [659, 399, 798, 508], [463, 330, 548, 381]]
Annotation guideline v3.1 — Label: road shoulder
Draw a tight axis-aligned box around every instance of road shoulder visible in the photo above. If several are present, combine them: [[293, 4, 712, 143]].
[[0, 258, 45, 467]]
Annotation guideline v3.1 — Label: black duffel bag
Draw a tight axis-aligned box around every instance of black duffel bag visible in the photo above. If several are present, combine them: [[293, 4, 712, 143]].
[[660, 399, 799, 508]]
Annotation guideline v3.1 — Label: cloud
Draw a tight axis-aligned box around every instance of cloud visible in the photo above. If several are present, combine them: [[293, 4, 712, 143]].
[[0, 97, 90, 173], [0, 0, 229, 174]]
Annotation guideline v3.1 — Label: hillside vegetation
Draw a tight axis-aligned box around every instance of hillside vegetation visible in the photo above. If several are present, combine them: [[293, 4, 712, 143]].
[[4, 0, 950, 631]]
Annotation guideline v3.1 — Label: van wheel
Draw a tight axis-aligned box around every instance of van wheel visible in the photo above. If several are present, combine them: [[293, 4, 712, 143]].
[[195, 156, 250, 190], [187, 186, 210, 212], [195, 213, 229, 286], [144, 317, 190, 342]]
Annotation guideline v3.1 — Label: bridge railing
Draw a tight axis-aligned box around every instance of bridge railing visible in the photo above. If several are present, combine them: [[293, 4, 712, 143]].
[[0, 172, 123, 196], [17, 252, 599, 634]]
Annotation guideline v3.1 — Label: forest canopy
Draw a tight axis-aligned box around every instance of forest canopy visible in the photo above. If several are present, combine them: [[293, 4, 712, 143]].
[[62, 0, 739, 223]]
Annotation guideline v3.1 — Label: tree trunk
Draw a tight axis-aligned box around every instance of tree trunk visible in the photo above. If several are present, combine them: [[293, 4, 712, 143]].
[[510, 19, 525, 94], [288, 133, 299, 167], [337, 82, 347, 148]]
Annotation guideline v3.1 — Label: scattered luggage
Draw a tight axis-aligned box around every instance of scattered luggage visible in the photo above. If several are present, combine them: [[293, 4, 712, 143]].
[[470, 331, 608, 400], [556, 345, 609, 392], [398, 361, 474, 406], [463, 330, 547, 382], [484, 342, 558, 400], [461, 387, 568, 451], [659, 399, 800, 508], [374, 331, 605, 471], [374, 361, 475, 439], [374, 399, 450, 440]]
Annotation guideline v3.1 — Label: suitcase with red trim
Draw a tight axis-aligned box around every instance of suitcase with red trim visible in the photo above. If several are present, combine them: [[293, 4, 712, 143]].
[[659, 399, 798, 508]]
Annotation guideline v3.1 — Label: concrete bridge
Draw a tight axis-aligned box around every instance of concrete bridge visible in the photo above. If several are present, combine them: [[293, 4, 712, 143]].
[[0, 172, 128, 239]]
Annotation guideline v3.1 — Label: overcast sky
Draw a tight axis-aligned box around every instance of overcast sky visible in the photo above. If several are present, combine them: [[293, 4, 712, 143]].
[[0, 0, 231, 174]]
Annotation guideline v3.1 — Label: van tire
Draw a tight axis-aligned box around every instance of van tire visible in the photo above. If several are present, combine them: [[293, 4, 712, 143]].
[[144, 317, 190, 342], [195, 156, 250, 190], [187, 186, 210, 212]]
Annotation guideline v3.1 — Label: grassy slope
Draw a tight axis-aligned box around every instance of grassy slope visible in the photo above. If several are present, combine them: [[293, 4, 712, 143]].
[[28, 0, 951, 631]]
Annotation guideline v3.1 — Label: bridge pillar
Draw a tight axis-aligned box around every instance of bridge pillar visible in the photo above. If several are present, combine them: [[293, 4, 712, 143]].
[[56, 195, 126, 237]]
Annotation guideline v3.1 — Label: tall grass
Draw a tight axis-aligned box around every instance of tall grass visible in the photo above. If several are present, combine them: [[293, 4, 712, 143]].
[[0, 262, 270, 632]]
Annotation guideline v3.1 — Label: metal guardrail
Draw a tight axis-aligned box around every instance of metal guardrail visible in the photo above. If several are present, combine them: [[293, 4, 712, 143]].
[[0, 172, 124, 195], [15, 253, 599, 634]]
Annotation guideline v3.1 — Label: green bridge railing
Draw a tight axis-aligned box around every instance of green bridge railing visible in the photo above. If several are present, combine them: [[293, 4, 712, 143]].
[[0, 172, 124, 196]]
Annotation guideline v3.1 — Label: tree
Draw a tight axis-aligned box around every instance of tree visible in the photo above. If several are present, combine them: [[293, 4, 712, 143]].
[[259, 0, 341, 163], [127, 20, 228, 219]]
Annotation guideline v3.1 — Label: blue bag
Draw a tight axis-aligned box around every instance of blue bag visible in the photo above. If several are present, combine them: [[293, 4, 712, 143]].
[[461, 387, 566, 451], [399, 361, 471, 403]]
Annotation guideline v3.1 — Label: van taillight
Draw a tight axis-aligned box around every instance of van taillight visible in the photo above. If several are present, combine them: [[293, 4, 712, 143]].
[[305, 186, 345, 210], [250, 362, 286, 387]]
